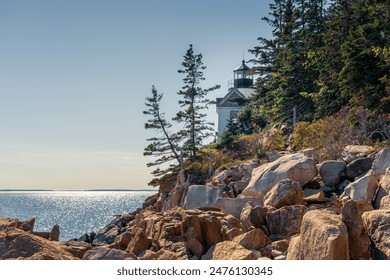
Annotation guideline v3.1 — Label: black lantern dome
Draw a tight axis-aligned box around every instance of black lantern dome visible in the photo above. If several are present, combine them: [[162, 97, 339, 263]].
[[233, 60, 253, 88]]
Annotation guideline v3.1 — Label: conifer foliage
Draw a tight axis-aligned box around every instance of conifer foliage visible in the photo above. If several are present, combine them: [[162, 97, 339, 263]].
[[143, 45, 220, 184], [174, 44, 220, 161], [248, 0, 389, 125], [143, 86, 183, 182]]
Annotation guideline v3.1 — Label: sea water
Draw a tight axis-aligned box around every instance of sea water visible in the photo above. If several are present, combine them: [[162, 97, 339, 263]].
[[0, 190, 156, 241]]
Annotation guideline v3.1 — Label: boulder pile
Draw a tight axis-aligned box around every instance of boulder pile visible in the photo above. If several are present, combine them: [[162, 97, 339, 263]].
[[1, 146, 388, 260]]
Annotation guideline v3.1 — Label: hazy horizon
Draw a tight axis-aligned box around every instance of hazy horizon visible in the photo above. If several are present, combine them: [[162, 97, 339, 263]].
[[0, 0, 272, 190]]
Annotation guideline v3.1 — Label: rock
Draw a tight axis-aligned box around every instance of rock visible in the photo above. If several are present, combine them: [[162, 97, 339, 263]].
[[138, 250, 158, 260], [232, 228, 271, 250], [337, 179, 351, 192], [346, 157, 373, 179], [216, 197, 262, 219], [274, 254, 286, 260], [185, 238, 203, 258], [0, 219, 77, 260], [380, 195, 390, 209], [231, 181, 249, 196], [303, 189, 326, 203], [372, 148, 390, 180], [342, 171, 378, 203], [184, 185, 223, 210], [342, 145, 373, 163], [93, 223, 119, 246], [269, 239, 290, 252], [49, 224, 60, 241], [162, 186, 185, 211], [362, 210, 390, 260], [286, 235, 300, 260], [201, 241, 256, 260], [341, 200, 373, 259], [127, 230, 152, 256], [240, 202, 268, 233], [60, 241, 92, 259], [241, 153, 317, 199], [268, 151, 281, 162], [115, 231, 133, 250], [299, 210, 349, 260], [270, 249, 283, 258], [78, 232, 96, 243], [319, 185, 334, 192], [142, 193, 159, 209], [319, 160, 346, 186], [302, 148, 320, 163], [19, 218, 35, 232], [198, 213, 223, 249], [82, 247, 136, 260], [374, 170, 390, 209], [225, 227, 242, 240], [263, 179, 304, 208], [156, 244, 189, 260], [32, 232, 50, 239], [266, 205, 306, 240], [239, 160, 260, 181]]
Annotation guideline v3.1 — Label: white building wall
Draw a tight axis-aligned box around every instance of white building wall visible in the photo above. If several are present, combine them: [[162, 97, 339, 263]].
[[216, 106, 242, 143]]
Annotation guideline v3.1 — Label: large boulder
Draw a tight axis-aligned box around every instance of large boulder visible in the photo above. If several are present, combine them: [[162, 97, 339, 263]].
[[184, 185, 223, 210], [372, 148, 390, 180], [380, 195, 390, 209], [319, 160, 346, 186], [341, 145, 373, 163], [60, 241, 92, 259], [216, 197, 263, 219], [286, 235, 300, 260], [266, 205, 306, 240], [126, 230, 152, 256], [241, 153, 317, 199], [362, 210, 390, 260], [232, 228, 271, 250], [93, 223, 119, 246], [0, 219, 78, 260], [341, 200, 373, 259], [299, 210, 349, 260], [240, 202, 268, 233], [342, 171, 378, 203], [82, 247, 135, 260], [374, 170, 390, 209], [346, 157, 373, 179], [49, 224, 60, 241], [201, 241, 256, 260], [263, 179, 304, 209], [303, 189, 326, 203], [238, 160, 260, 181]]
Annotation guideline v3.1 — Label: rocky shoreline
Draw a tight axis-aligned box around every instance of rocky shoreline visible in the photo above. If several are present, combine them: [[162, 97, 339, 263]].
[[1, 145, 389, 260]]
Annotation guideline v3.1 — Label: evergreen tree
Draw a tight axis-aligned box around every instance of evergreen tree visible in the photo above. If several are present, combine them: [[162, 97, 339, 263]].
[[143, 86, 183, 184], [339, 0, 390, 113], [174, 44, 220, 160]]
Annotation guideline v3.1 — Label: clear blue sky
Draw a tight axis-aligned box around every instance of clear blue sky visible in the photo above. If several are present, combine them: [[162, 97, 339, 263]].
[[0, 0, 272, 190]]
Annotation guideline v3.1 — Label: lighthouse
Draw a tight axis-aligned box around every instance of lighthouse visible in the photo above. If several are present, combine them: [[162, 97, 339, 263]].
[[215, 60, 255, 142]]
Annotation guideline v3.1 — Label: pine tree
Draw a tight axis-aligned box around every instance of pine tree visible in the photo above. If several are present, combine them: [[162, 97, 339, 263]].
[[143, 86, 183, 184], [174, 44, 220, 161], [339, 0, 390, 113]]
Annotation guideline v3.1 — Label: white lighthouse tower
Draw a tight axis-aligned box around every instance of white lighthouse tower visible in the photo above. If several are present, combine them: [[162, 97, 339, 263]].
[[215, 60, 255, 142]]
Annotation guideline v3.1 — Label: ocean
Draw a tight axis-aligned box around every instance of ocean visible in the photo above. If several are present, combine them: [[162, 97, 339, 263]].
[[0, 190, 156, 241]]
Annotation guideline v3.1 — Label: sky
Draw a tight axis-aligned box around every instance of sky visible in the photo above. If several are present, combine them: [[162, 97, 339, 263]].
[[0, 0, 272, 190]]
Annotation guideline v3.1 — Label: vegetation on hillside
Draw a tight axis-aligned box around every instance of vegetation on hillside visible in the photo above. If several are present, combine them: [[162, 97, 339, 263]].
[[144, 0, 389, 186]]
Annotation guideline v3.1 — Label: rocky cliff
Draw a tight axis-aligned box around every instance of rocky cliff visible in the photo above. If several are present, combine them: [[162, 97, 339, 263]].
[[1, 146, 389, 260]]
